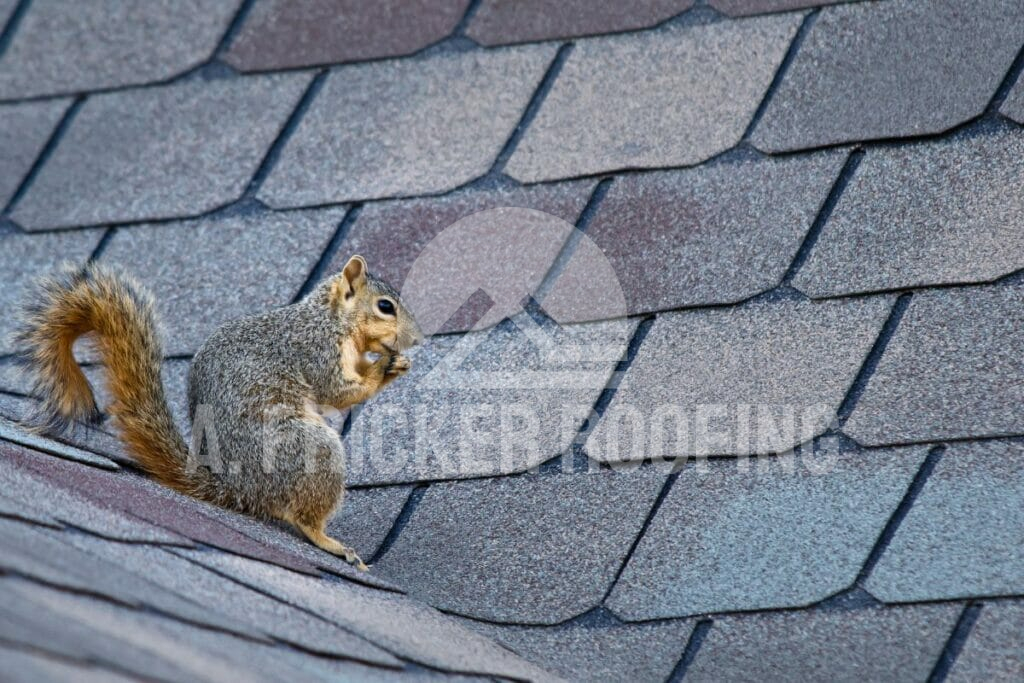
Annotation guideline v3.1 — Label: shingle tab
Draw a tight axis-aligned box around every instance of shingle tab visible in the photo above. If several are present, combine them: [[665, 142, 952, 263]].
[[587, 297, 891, 462], [178, 550, 555, 680], [225, 0, 469, 72], [466, 0, 695, 46], [97, 208, 343, 355], [865, 442, 1024, 603], [686, 605, 960, 682], [322, 182, 593, 334], [0, 99, 69, 209], [0, 226, 104, 355], [505, 15, 802, 182], [607, 449, 927, 620], [949, 602, 1024, 683], [11, 74, 313, 230], [710, 0, 855, 16], [375, 470, 667, 624], [0, 0, 241, 100], [845, 286, 1024, 446], [751, 0, 1024, 152], [544, 153, 845, 321], [259, 47, 557, 207], [56, 535, 401, 666], [461, 617, 693, 682], [345, 317, 636, 485], [795, 128, 1024, 298]]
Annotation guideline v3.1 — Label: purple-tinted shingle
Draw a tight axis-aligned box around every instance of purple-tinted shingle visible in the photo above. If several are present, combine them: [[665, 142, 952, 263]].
[[225, 0, 470, 72], [323, 181, 594, 334], [542, 153, 846, 322], [466, 0, 695, 46], [710, 0, 856, 16]]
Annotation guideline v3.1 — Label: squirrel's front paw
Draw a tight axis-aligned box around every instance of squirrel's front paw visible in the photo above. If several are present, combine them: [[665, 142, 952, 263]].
[[385, 353, 411, 377]]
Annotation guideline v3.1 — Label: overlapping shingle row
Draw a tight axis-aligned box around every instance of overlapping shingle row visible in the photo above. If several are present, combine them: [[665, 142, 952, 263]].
[[1, 0, 1024, 680]]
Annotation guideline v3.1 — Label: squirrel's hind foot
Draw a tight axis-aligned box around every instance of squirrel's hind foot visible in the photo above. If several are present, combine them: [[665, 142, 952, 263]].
[[290, 517, 369, 571]]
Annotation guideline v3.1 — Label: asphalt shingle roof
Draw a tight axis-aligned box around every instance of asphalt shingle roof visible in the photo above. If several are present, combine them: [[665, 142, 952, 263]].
[[1, 0, 1022, 680]]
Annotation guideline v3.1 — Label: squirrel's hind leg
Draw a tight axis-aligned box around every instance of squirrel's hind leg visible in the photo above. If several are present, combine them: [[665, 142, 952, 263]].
[[284, 510, 369, 571]]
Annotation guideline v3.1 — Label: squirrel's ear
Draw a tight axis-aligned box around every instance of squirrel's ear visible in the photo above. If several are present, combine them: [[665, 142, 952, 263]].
[[329, 255, 367, 307], [343, 255, 367, 291]]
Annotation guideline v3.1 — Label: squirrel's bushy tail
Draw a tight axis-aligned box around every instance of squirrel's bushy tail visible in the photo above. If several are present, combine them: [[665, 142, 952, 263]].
[[15, 263, 197, 495]]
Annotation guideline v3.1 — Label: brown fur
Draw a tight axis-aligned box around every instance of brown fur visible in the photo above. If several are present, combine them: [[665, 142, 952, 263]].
[[15, 256, 422, 569]]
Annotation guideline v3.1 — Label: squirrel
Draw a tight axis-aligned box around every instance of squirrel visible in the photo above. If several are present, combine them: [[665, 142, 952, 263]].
[[15, 255, 422, 570]]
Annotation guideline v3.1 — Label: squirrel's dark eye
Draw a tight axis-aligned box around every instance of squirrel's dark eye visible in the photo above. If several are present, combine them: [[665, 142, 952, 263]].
[[377, 299, 396, 316]]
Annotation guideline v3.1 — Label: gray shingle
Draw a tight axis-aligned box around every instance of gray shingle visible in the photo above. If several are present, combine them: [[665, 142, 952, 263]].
[[466, 0, 695, 46], [0, 448, 187, 544], [0, 582, 186, 681], [375, 470, 667, 624], [4, 577, 390, 683], [56, 534, 400, 666], [0, 519, 245, 635], [1002, 76, 1024, 123], [0, 490, 58, 527], [96, 208, 343, 355], [331, 486, 412, 560], [322, 181, 594, 335], [0, 0, 17, 27], [461, 617, 693, 682], [543, 153, 846, 321], [345, 317, 636, 485], [259, 47, 557, 207], [0, 418, 119, 470], [177, 549, 555, 680], [949, 602, 1024, 683], [795, 128, 1024, 298], [0, 0, 241, 99], [586, 297, 891, 463], [0, 99, 70, 209], [11, 74, 313, 230], [225, 0, 469, 72], [865, 442, 1024, 603], [0, 645, 136, 683], [845, 286, 1024, 446], [505, 15, 801, 183], [607, 449, 927, 620], [687, 604, 960, 682], [751, 0, 1024, 152], [0, 226, 104, 355], [710, 0, 856, 15]]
